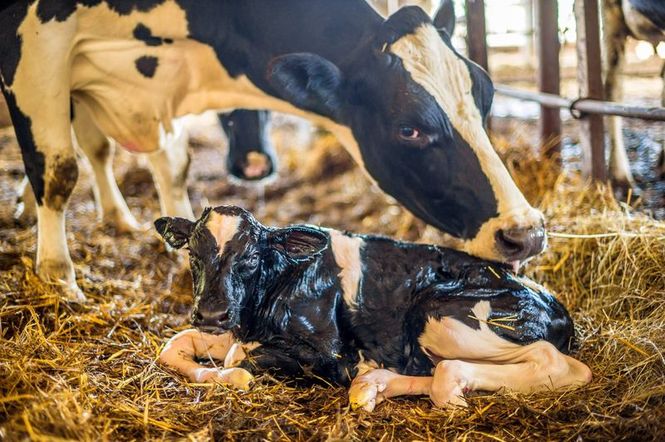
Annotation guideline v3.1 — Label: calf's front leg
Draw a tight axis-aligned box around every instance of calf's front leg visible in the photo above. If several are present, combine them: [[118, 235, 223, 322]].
[[349, 368, 433, 412], [159, 329, 253, 390]]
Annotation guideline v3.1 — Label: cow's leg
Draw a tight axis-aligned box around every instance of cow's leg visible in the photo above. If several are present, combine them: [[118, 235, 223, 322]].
[[349, 367, 433, 412], [145, 120, 194, 219], [71, 103, 141, 233], [658, 61, 665, 178], [603, 0, 635, 190], [158, 329, 253, 389], [421, 315, 591, 409], [14, 175, 37, 225], [0, 12, 87, 299]]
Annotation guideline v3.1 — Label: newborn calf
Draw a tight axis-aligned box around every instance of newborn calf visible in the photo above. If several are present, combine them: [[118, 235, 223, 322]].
[[156, 206, 591, 410]]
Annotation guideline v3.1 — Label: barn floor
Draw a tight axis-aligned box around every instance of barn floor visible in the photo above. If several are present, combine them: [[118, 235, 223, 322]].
[[1, 113, 664, 441]]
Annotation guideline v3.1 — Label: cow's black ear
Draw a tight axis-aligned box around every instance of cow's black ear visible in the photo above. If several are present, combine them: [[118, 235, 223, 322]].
[[433, 0, 455, 37], [269, 226, 329, 262], [154, 217, 194, 249], [267, 53, 342, 119]]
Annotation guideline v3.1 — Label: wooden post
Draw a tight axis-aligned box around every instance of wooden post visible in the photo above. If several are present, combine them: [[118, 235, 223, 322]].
[[536, 0, 562, 156], [575, 0, 607, 181], [465, 0, 489, 72]]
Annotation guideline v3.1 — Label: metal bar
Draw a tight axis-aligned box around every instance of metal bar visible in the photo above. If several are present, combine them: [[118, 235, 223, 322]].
[[536, 0, 561, 154], [494, 85, 665, 121], [575, 0, 607, 181], [465, 0, 489, 72]]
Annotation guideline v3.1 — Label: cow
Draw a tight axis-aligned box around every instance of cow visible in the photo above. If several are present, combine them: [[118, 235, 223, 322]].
[[155, 205, 591, 410], [603, 0, 665, 190], [0, 1, 545, 301]]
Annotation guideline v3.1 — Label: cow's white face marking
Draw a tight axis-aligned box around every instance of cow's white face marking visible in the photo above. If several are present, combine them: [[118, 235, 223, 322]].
[[390, 25, 543, 261], [328, 230, 364, 308], [205, 212, 241, 256]]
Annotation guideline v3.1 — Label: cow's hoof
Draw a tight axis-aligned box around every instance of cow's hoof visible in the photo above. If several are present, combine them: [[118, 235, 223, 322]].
[[36, 260, 86, 302], [611, 178, 641, 202], [113, 214, 144, 234], [430, 361, 468, 409], [13, 201, 37, 227], [195, 367, 254, 390], [349, 381, 386, 412], [349, 369, 394, 412]]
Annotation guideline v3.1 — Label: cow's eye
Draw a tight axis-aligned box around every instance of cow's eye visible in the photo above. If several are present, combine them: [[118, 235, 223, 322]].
[[399, 126, 421, 140]]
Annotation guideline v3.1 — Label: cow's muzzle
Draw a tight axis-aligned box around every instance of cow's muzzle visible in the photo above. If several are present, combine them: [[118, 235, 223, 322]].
[[495, 225, 546, 263]]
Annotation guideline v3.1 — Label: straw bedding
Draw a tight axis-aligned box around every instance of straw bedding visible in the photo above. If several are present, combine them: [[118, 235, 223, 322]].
[[0, 116, 664, 441]]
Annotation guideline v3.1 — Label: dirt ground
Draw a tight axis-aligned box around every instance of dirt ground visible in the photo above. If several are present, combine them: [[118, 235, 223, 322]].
[[1, 111, 664, 440]]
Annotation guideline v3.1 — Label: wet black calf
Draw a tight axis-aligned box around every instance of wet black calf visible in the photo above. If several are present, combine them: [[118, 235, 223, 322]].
[[156, 206, 590, 408]]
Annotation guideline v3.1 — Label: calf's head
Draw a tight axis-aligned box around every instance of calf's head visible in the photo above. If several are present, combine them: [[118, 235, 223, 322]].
[[267, 6, 544, 266], [155, 206, 328, 333]]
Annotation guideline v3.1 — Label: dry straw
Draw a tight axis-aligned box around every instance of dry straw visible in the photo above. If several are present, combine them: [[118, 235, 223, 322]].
[[1, 127, 664, 440]]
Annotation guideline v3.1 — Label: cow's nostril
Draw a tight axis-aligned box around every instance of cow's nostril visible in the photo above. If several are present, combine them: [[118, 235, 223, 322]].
[[496, 229, 523, 254], [217, 310, 230, 324], [495, 227, 546, 261]]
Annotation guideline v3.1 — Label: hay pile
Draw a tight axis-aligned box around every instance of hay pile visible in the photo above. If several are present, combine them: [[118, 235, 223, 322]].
[[1, 118, 664, 440]]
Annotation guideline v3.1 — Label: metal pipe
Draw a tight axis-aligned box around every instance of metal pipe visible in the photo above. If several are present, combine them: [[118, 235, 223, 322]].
[[495, 84, 665, 122]]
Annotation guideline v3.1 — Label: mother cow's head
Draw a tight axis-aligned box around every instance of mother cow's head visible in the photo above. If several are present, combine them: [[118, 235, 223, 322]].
[[266, 5, 544, 266]]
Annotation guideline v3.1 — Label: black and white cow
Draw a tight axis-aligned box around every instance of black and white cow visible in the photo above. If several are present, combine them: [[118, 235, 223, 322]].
[[156, 206, 591, 410], [0, 1, 545, 299], [603, 0, 665, 189]]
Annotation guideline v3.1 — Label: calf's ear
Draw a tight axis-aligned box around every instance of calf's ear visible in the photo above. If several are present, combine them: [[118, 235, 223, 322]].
[[154, 217, 194, 249], [269, 226, 329, 262], [267, 53, 343, 120]]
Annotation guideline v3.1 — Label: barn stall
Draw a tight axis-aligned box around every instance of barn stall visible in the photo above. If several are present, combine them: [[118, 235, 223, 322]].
[[1, 0, 664, 440]]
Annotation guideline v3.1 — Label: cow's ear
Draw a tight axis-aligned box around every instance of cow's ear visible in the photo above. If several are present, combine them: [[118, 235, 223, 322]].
[[269, 226, 329, 262], [433, 0, 455, 37], [267, 53, 343, 119], [154, 217, 194, 249]]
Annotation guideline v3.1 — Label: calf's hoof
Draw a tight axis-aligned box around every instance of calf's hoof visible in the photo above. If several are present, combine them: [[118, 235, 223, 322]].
[[430, 361, 468, 409], [349, 381, 386, 412], [195, 367, 254, 391], [349, 369, 394, 412]]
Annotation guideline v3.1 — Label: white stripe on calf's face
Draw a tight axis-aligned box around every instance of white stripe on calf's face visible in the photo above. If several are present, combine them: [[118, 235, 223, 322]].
[[390, 25, 544, 261], [205, 211, 241, 256]]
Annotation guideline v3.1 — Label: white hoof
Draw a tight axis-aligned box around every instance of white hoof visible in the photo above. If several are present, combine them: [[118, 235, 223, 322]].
[[194, 367, 254, 391]]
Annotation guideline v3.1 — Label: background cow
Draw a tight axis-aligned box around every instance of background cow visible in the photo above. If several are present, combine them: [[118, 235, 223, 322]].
[[603, 0, 665, 189], [156, 205, 591, 410]]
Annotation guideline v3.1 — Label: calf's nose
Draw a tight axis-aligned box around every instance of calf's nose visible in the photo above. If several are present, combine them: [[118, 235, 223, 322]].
[[192, 307, 230, 331], [495, 225, 546, 262]]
